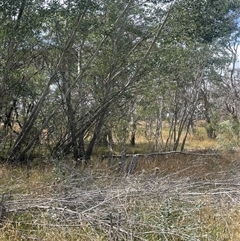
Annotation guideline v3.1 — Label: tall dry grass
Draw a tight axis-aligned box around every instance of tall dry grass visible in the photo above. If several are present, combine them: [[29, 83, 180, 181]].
[[0, 150, 240, 240], [0, 124, 238, 240]]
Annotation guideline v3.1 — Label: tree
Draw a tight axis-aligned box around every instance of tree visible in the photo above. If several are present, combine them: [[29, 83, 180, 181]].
[[0, 0, 239, 164], [129, 0, 240, 150]]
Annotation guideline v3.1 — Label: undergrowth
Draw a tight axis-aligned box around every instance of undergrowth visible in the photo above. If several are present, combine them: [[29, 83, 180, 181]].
[[0, 150, 239, 240], [0, 125, 239, 240]]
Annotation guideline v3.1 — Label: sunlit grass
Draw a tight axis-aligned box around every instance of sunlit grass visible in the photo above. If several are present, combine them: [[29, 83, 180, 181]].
[[114, 124, 218, 152], [186, 127, 217, 150]]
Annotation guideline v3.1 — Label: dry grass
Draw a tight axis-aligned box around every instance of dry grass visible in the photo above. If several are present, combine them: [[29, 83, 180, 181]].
[[0, 150, 240, 240], [0, 124, 237, 240], [0, 164, 53, 195], [185, 126, 218, 149], [108, 124, 219, 154]]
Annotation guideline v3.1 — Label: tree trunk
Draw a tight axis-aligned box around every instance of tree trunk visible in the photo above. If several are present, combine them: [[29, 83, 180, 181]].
[[85, 113, 106, 161], [61, 65, 80, 160]]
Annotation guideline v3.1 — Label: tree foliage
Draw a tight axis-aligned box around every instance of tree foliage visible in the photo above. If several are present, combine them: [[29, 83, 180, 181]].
[[0, 0, 239, 163]]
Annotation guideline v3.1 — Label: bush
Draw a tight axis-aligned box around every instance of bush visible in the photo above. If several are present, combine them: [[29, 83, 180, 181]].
[[217, 120, 240, 150]]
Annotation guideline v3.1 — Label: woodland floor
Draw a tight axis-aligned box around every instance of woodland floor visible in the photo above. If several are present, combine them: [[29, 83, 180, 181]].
[[0, 149, 240, 240]]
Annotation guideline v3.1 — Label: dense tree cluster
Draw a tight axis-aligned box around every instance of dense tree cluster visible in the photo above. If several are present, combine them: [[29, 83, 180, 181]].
[[0, 0, 239, 164]]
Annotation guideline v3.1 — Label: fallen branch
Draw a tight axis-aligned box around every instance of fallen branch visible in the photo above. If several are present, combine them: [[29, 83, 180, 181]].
[[101, 150, 221, 160]]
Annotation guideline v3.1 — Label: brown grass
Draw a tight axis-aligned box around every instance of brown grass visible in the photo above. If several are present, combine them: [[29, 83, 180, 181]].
[[0, 149, 239, 240], [0, 124, 239, 241], [108, 124, 219, 154]]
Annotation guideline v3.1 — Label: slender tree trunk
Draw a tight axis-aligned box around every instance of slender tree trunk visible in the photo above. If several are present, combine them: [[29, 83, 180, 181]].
[[61, 60, 80, 160], [85, 113, 106, 161], [201, 88, 216, 139]]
